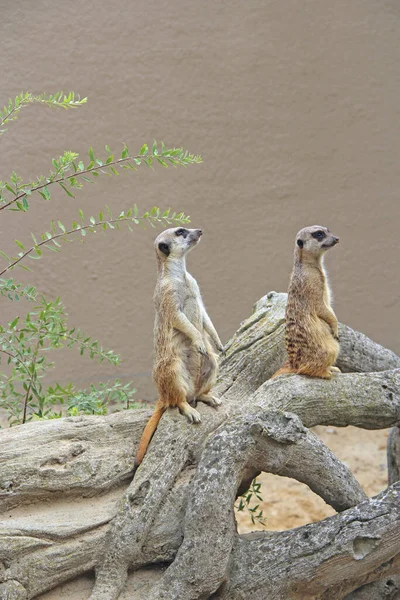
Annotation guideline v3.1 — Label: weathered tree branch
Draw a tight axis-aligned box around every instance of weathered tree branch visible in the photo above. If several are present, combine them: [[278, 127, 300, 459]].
[[0, 292, 399, 600], [0, 410, 145, 511], [146, 411, 367, 600], [251, 369, 400, 429], [217, 483, 400, 600], [388, 426, 400, 486], [343, 576, 400, 600]]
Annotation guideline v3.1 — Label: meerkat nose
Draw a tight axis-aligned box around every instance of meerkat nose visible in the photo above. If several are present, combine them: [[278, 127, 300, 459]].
[[334, 236, 339, 243], [197, 229, 203, 236]]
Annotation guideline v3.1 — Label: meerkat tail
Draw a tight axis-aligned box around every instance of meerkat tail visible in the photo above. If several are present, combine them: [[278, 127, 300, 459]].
[[270, 362, 296, 379], [134, 400, 166, 468]]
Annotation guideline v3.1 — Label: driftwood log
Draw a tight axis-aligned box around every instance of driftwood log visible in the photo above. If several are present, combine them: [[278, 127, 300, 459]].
[[1, 291, 400, 600]]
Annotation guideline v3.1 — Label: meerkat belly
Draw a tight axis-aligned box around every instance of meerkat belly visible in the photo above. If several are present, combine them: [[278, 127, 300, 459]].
[[182, 294, 204, 331], [179, 297, 217, 382], [286, 313, 330, 360], [174, 293, 204, 357], [308, 314, 339, 360]]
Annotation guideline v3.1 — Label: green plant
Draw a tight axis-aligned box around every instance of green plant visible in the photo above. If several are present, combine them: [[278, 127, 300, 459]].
[[236, 478, 266, 526], [48, 380, 140, 419], [0, 91, 201, 425]]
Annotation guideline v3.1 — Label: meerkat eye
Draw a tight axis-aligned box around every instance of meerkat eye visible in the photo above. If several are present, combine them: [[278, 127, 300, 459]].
[[175, 229, 187, 237], [312, 231, 325, 240], [297, 239, 304, 248]]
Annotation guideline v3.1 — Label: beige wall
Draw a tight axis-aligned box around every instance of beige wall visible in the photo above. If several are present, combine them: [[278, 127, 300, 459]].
[[1, 0, 399, 399]]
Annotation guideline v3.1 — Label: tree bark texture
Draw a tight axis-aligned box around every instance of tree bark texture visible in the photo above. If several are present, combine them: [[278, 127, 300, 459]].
[[0, 292, 399, 600]]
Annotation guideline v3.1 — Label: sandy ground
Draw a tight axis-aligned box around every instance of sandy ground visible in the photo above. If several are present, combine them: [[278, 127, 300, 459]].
[[35, 425, 389, 599]]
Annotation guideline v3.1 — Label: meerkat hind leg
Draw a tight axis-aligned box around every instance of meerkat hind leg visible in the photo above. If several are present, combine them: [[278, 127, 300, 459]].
[[197, 393, 222, 407], [330, 366, 341, 373], [179, 400, 201, 423]]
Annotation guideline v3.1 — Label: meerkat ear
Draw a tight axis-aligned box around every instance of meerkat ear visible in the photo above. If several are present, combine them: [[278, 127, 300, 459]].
[[297, 239, 304, 248], [158, 242, 170, 256]]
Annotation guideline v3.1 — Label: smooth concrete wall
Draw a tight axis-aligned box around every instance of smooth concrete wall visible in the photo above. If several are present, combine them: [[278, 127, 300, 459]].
[[1, 0, 399, 399]]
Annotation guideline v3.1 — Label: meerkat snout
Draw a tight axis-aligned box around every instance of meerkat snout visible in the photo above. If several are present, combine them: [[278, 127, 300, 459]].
[[321, 234, 339, 249], [189, 228, 203, 244]]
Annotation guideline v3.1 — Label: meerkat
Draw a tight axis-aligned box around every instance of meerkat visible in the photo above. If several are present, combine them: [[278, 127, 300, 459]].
[[134, 227, 223, 468], [272, 225, 340, 380]]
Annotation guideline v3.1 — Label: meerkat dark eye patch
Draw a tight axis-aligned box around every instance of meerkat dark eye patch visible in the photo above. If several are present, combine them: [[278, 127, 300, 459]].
[[175, 228, 188, 238], [312, 231, 326, 240], [297, 239, 304, 248], [158, 242, 170, 256]]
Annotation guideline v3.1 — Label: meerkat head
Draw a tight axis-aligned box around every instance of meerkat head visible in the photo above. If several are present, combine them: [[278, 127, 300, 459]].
[[295, 226, 339, 258], [154, 227, 203, 261]]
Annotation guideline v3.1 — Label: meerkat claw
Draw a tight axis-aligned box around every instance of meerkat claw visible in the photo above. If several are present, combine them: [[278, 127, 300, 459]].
[[197, 343, 208, 356], [180, 403, 202, 424], [188, 409, 202, 423], [211, 395, 222, 406], [197, 394, 221, 407]]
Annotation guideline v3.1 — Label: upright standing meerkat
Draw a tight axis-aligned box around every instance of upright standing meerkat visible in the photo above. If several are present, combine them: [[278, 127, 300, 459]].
[[272, 225, 340, 380], [135, 226, 223, 468]]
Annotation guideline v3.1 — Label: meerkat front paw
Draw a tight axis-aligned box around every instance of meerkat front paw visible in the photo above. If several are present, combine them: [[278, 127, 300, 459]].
[[196, 340, 208, 356], [331, 327, 339, 341]]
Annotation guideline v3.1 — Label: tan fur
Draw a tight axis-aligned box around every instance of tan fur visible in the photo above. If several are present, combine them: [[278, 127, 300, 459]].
[[272, 225, 341, 380], [135, 227, 223, 468]]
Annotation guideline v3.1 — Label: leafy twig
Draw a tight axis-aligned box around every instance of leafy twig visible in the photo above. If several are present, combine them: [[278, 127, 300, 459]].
[[0, 91, 87, 135], [0, 143, 202, 212], [236, 478, 266, 526], [0, 279, 38, 302], [22, 336, 41, 424], [0, 206, 190, 276]]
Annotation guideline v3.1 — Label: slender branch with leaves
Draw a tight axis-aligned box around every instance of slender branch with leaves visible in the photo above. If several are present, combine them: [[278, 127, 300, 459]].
[[0, 91, 87, 135], [0, 90, 201, 425], [0, 142, 201, 212], [236, 478, 266, 526]]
